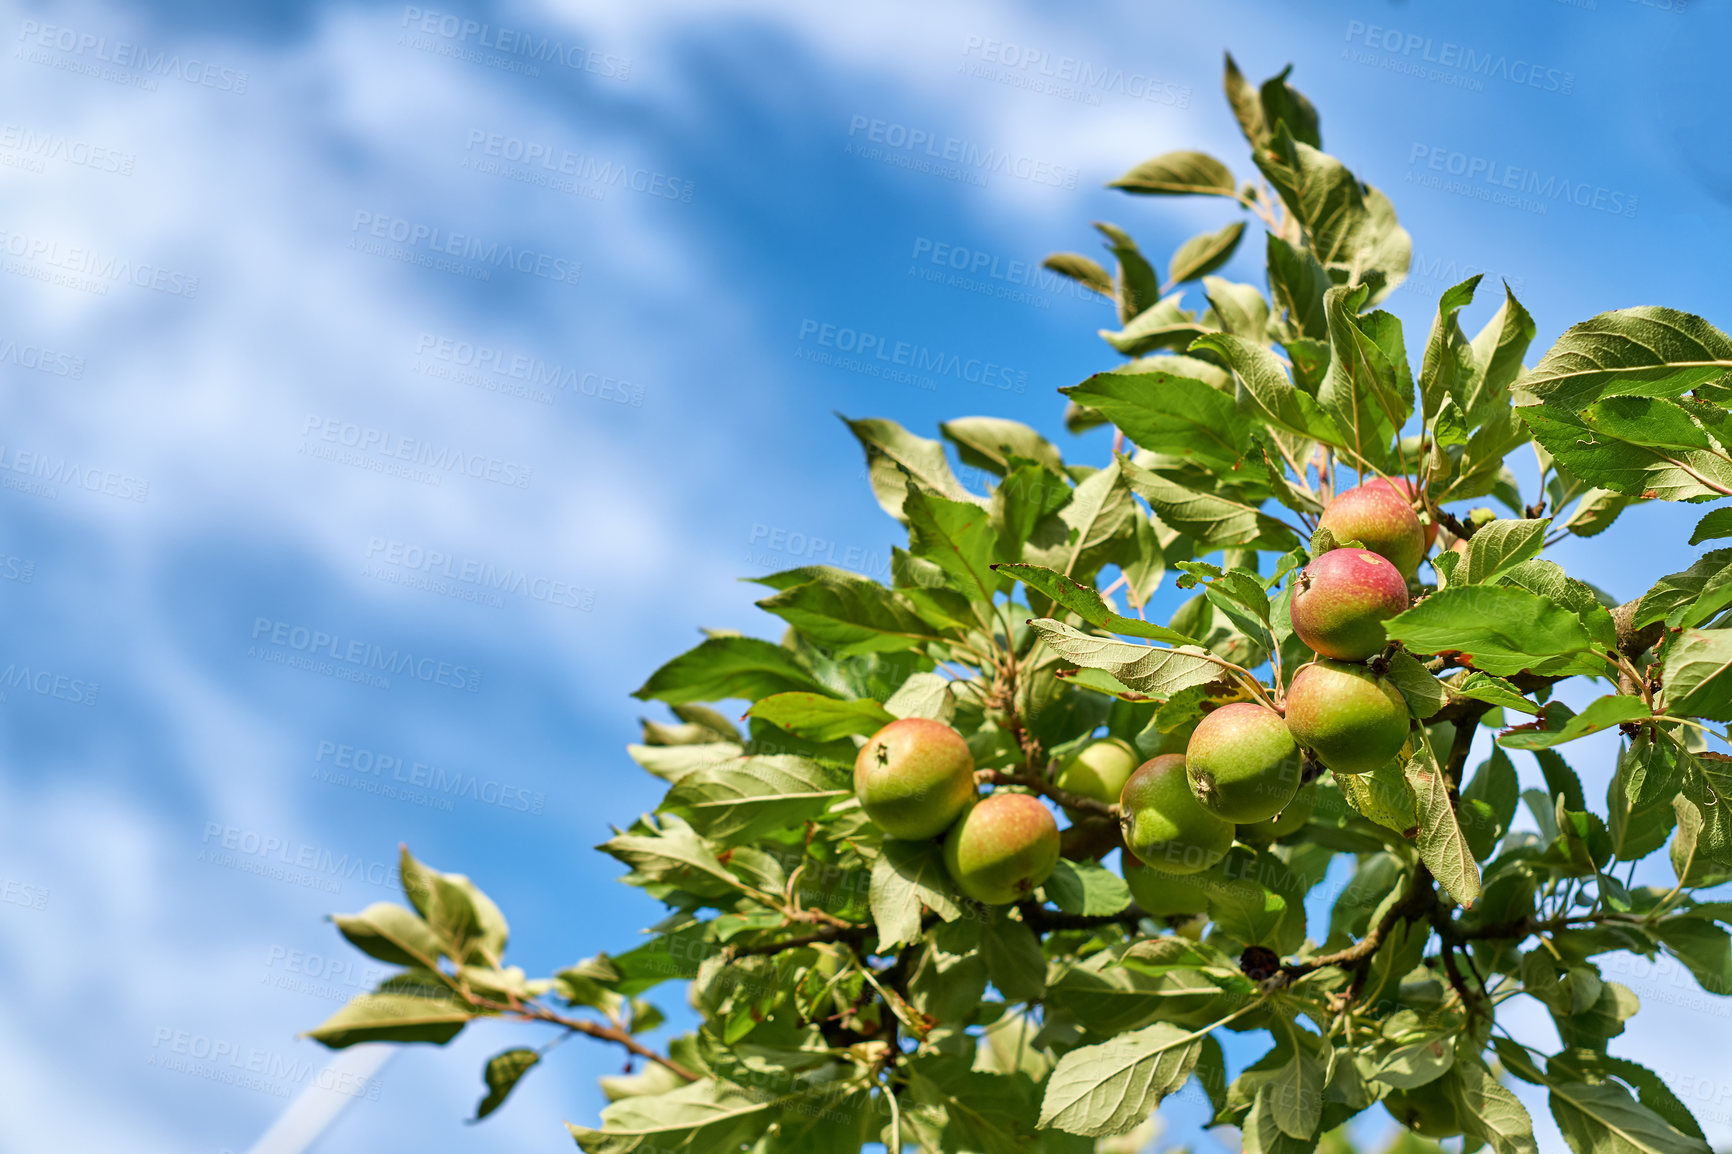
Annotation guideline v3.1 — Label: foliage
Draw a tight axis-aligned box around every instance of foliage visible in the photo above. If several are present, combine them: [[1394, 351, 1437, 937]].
[[309, 55, 1732, 1154]]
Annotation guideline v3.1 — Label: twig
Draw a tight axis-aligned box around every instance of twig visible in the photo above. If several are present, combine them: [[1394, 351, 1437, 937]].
[[977, 769, 1116, 818]]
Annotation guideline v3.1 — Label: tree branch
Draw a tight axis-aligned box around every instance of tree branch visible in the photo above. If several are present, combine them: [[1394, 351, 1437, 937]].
[[977, 769, 1117, 818], [508, 1003, 702, 1082]]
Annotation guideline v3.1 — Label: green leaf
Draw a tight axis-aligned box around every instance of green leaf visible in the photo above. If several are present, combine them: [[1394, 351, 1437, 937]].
[[1689, 507, 1732, 545], [1607, 735, 1681, 863], [904, 487, 1000, 604], [871, 839, 962, 948], [1548, 1078, 1714, 1154], [1523, 306, 1732, 411], [1520, 400, 1732, 502], [663, 756, 850, 843], [940, 416, 1063, 477], [599, 814, 756, 898], [883, 672, 956, 723], [1061, 371, 1250, 473], [1635, 549, 1732, 628], [1654, 915, 1732, 997], [1037, 1021, 1206, 1135], [1095, 222, 1163, 324], [1043, 859, 1132, 916], [1201, 277, 1270, 342], [1099, 293, 1211, 357], [1405, 751, 1482, 907], [1460, 285, 1537, 422], [331, 902, 443, 968], [1497, 696, 1651, 750], [1384, 585, 1603, 677], [474, 1048, 539, 1121], [634, 637, 835, 705], [1662, 629, 1732, 720], [1268, 1032, 1326, 1139], [1318, 285, 1411, 471], [568, 1078, 797, 1154], [1027, 619, 1231, 699], [1446, 1057, 1538, 1154], [1024, 458, 1137, 581], [1448, 671, 1541, 716], [754, 571, 951, 655], [1383, 650, 1446, 720], [995, 563, 1195, 643], [1418, 275, 1482, 422], [1208, 875, 1289, 950], [1223, 53, 1268, 146], [1109, 150, 1237, 197], [1461, 747, 1520, 860], [746, 693, 895, 742], [399, 848, 508, 967], [1190, 331, 1343, 447], [1167, 220, 1246, 287], [1041, 253, 1114, 299], [980, 915, 1047, 1002], [306, 983, 477, 1048], [1461, 519, 1549, 584], [842, 415, 979, 522], [1121, 456, 1300, 551]]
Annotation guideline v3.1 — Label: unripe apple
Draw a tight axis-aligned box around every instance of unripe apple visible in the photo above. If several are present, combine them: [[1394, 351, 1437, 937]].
[[1366, 476, 1437, 552], [1284, 660, 1410, 775], [1289, 548, 1410, 661], [1052, 737, 1139, 819], [1121, 853, 1212, 916], [941, 792, 1061, 904], [1383, 1084, 1462, 1138], [1185, 703, 1302, 824], [853, 718, 977, 840], [1318, 482, 1426, 575], [1119, 754, 1234, 875], [1236, 781, 1318, 845]]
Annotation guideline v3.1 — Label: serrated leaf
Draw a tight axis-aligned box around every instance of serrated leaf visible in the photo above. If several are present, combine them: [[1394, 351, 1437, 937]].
[[1461, 519, 1549, 584], [1689, 507, 1732, 545], [1448, 671, 1541, 716], [1024, 458, 1137, 581], [1168, 220, 1247, 287], [1098, 293, 1212, 357], [746, 693, 895, 743], [1110, 150, 1236, 197], [1520, 399, 1732, 502], [1061, 371, 1250, 473], [940, 416, 1063, 477], [306, 984, 477, 1048], [1498, 696, 1651, 750], [754, 570, 953, 655], [662, 756, 850, 843], [980, 915, 1047, 1002], [997, 562, 1197, 643], [569, 1078, 801, 1154], [1095, 222, 1163, 324], [1383, 650, 1446, 719], [474, 1048, 539, 1121], [883, 672, 955, 723], [1447, 1057, 1537, 1154], [1635, 549, 1732, 628], [1121, 456, 1299, 551], [1662, 629, 1732, 720], [1548, 1078, 1714, 1154], [1386, 585, 1603, 677], [871, 839, 962, 948], [1043, 859, 1132, 916], [1405, 751, 1481, 907], [1522, 306, 1732, 411], [1037, 1022, 1205, 1135], [1419, 276, 1482, 422], [904, 487, 1000, 604], [634, 637, 835, 705], [842, 415, 980, 522], [332, 902, 444, 968], [1027, 619, 1229, 699], [1460, 746, 1520, 860]]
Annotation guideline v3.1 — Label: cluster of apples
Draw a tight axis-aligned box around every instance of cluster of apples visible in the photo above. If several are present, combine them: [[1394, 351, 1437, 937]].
[[1123, 479, 1428, 893], [851, 479, 1432, 912]]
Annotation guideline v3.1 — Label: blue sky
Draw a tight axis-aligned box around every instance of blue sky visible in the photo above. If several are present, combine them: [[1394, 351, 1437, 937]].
[[1, 0, 1729, 1151]]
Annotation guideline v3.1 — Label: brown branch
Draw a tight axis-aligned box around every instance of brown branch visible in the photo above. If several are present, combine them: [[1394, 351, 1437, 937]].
[[731, 922, 873, 956], [1277, 864, 1435, 988], [505, 1002, 702, 1081], [1020, 901, 1146, 933], [977, 769, 1117, 818]]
